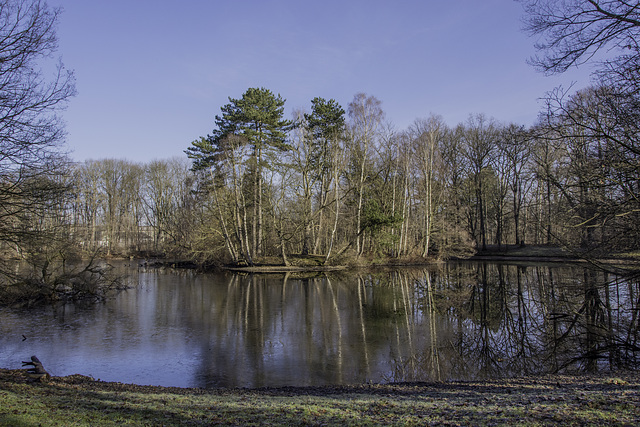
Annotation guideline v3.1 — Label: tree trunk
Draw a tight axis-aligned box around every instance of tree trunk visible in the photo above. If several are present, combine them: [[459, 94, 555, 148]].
[[257, 147, 263, 258], [211, 176, 238, 263], [324, 162, 341, 265], [477, 181, 487, 251]]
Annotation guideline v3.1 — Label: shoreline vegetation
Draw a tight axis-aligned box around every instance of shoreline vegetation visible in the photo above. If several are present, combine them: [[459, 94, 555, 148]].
[[144, 245, 640, 274], [3, 243, 637, 309], [1, 368, 639, 426]]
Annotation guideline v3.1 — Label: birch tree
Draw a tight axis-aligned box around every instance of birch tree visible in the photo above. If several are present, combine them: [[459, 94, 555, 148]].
[[410, 114, 446, 257], [347, 93, 384, 256]]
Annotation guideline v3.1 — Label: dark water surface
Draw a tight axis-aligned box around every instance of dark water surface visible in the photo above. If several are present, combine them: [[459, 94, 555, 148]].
[[1, 261, 638, 388]]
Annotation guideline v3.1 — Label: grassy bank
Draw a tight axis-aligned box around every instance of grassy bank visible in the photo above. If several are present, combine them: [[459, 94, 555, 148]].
[[1, 369, 639, 426]]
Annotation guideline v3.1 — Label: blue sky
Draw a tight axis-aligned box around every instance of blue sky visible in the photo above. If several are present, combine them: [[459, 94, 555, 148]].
[[49, 0, 595, 163]]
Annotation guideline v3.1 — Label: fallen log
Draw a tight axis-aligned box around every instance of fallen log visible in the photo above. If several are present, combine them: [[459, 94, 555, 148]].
[[22, 355, 50, 381]]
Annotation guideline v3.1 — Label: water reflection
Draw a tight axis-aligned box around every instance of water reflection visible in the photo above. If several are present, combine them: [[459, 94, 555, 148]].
[[0, 262, 638, 388]]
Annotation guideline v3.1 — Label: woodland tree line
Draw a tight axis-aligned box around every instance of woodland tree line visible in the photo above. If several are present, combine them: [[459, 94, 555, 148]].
[[61, 77, 638, 267], [1, 0, 639, 275]]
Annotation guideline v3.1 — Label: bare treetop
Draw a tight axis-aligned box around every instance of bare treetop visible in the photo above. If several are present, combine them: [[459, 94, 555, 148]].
[[521, 0, 640, 74]]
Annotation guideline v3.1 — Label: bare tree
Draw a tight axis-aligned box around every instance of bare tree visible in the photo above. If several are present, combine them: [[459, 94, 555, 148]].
[[288, 109, 317, 255], [460, 114, 499, 251], [323, 136, 346, 264], [410, 115, 446, 257], [304, 98, 346, 255], [143, 157, 193, 253], [497, 124, 533, 246], [521, 0, 640, 74], [522, 0, 640, 258], [536, 85, 640, 254], [347, 93, 384, 256], [72, 161, 104, 250], [0, 0, 75, 254], [391, 132, 413, 257], [490, 129, 512, 250]]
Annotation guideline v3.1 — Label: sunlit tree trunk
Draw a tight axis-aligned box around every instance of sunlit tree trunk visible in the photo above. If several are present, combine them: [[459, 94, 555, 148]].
[[411, 115, 445, 257], [347, 93, 384, 257], [324, 153, 342, 264]]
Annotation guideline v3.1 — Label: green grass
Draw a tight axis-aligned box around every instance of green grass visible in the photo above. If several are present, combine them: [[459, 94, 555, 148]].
[[1, 370, 640, 426]]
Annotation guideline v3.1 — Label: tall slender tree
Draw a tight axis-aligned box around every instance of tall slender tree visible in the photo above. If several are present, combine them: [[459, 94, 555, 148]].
[[347, 93, 384, 256], [304, 97, 346, 254], [410, 114, 446, 257], [460, 114, 498, 251], [497, 124, 532, 246]]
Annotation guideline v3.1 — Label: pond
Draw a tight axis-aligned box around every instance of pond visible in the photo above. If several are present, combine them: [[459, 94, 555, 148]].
[[1, 261, 638, 388]]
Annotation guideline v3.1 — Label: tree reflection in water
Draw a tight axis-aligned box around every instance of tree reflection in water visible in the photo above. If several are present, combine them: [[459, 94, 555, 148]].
[[1, 262, 638, 388], [383, 262, 640, 383], [185, 262, 639, 386]]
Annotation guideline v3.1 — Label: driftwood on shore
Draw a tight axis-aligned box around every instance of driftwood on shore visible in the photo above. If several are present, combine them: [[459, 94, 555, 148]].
[[22, 355, 50, 381]]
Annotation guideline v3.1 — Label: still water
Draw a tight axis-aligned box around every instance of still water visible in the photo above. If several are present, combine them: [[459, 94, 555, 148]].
[[1, 261, 638, 388]]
